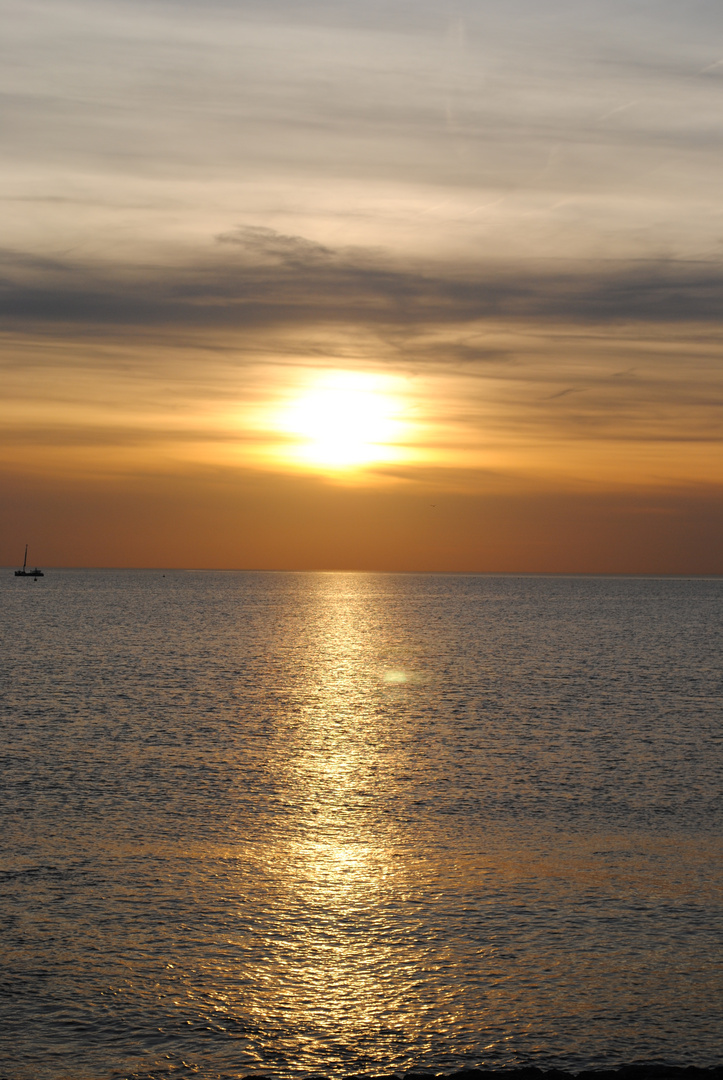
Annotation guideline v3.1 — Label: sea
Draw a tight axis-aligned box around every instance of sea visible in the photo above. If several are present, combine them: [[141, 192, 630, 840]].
[[1, 570, 721, 1080]]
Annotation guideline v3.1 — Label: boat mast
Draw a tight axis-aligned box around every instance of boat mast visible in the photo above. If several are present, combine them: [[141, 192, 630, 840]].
[[23, 544, 27, 572]]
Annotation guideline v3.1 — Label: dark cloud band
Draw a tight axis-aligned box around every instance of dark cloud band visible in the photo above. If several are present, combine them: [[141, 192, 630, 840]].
[[2, 231, 722, 331]]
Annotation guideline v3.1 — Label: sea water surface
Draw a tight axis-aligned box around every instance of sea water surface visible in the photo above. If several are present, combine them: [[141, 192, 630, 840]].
[[1, 571, 721, 1080]]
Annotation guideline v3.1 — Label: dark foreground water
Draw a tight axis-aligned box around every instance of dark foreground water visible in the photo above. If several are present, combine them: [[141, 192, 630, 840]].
[[1, 571, 721, 1080]]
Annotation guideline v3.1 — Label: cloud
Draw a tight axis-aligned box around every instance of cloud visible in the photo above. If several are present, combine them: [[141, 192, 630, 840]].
[[1, 230, 723, 334], [2, 224, 721, 471], [216, 226, 335, 267]]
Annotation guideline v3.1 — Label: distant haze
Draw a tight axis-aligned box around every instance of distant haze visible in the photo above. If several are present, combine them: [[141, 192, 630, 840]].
[[2, 0, 722, 571]]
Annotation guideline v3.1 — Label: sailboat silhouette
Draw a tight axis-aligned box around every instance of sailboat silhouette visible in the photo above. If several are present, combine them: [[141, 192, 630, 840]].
[[14, 544, 44, 578]]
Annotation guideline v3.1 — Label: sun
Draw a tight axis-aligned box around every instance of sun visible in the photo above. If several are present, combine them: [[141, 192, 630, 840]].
[[280, 371, 406, 470]]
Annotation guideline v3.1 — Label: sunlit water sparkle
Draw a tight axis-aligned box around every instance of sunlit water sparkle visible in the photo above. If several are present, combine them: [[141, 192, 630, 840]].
[[1, 571, 721, 1080]]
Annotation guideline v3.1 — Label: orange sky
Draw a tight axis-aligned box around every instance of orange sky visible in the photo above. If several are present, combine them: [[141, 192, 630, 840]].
[[2, 0, 722, 572]]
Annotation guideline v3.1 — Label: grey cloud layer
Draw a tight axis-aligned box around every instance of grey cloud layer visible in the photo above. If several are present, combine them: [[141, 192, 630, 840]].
[[2, 231, 722, 331], [3, 0, 722, 189]]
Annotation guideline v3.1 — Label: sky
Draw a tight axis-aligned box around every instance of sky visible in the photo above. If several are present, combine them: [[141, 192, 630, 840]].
[[2, 0, 722, 572]]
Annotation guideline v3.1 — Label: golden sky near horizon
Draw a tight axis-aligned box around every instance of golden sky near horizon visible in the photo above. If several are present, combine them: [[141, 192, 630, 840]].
[[2, 0, 723, 571]]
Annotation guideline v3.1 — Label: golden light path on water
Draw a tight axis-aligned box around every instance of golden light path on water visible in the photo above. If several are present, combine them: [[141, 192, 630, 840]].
[[237, 576, 441, 1068], [201, 574, 497, 1074]]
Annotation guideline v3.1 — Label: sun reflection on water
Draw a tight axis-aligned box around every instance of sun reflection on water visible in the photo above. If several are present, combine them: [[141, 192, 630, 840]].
[[232, 574, 445, 1070]]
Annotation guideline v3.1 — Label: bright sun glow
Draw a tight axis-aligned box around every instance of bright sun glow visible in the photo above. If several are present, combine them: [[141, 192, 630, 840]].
[[280, 371, 407, 470]]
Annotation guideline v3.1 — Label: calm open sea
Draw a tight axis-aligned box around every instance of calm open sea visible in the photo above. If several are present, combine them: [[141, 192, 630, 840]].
[[1, 570, 721, 1080]]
